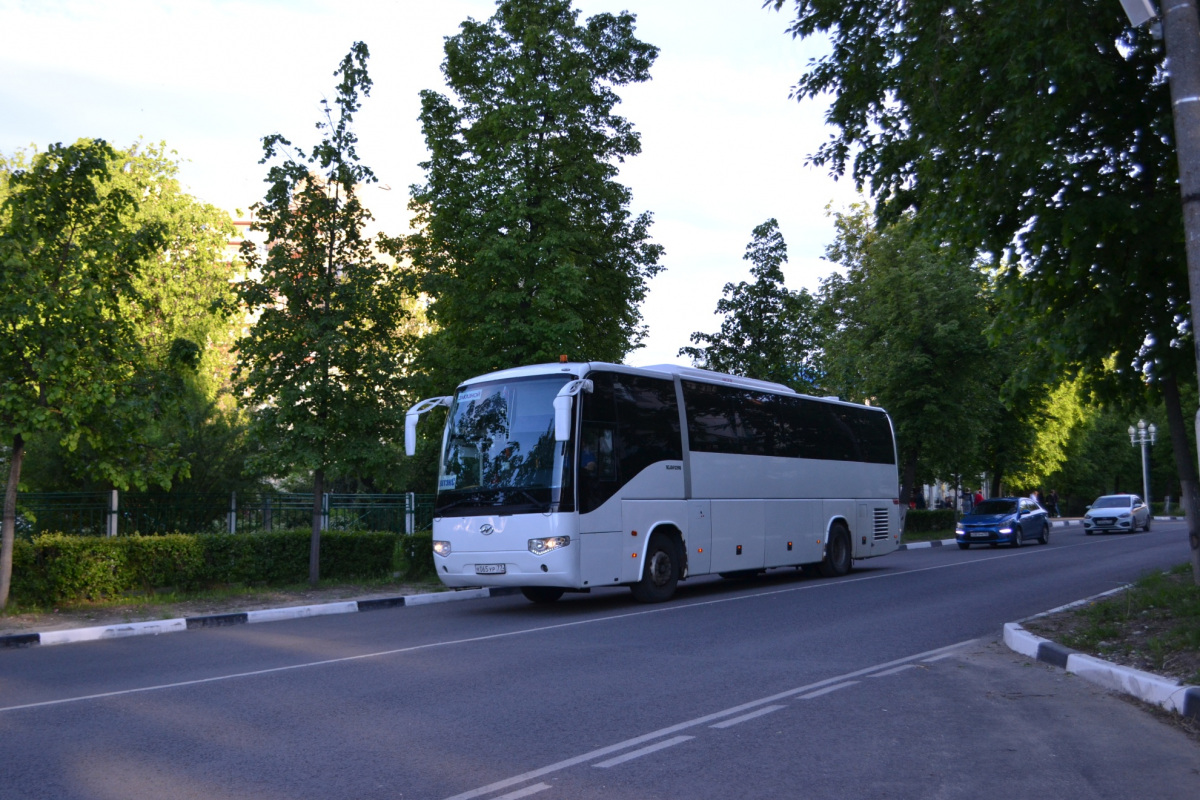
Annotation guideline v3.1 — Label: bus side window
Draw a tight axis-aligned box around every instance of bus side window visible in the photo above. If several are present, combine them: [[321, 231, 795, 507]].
[[582, 425, 617, 481]]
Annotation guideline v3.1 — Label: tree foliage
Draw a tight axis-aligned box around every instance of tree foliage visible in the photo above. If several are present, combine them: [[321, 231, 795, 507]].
[[405, 0, 663, 390], [819, 205, 996, 505], [235, 43, 412, 585], [0, 139, 167, 607], [681, 218, 821, 393], [770, 0, 1200, 579]]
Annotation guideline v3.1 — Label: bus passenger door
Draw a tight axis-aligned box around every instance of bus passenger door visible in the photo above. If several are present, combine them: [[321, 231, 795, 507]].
[[687, 500, 712, 576]]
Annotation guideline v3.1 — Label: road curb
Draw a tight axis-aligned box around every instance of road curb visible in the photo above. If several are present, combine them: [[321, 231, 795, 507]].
[[1003, 619, 1200, 721], [0, 586, 522, 649]]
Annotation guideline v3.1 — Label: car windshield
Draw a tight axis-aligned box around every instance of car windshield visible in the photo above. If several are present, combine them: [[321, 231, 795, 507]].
[[1093, 496, 1133, 509], [436, 374, 574, 516], [972, 500, 1016, 515]]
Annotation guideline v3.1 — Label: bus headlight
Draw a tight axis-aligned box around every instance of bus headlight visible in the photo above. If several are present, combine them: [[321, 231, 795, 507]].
[[433, 540, 452, 557], [528, 536, 571, 555]]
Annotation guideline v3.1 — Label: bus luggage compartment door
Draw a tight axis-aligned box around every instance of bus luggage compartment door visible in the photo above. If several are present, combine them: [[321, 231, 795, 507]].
[[709, 500, 766, 574]]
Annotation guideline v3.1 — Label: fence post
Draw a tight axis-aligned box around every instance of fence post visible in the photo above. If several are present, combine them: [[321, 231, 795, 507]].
[[228, 491, 237, 534], [108, 489, 119, 537], [321, 493, 330, 532], [264, 495, 273, 532], [405, 492, 415, 535]]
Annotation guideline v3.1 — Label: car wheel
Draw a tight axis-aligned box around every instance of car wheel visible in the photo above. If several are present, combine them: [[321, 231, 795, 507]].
[[1038, 522, 1050, 545], [1011, 528, 1022, 548], [1143, 516, 1152, 532], [630, 533, 680, 603]]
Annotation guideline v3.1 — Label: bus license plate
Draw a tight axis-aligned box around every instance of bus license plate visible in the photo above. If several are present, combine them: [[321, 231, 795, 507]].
[[475, 564, 506, 575]]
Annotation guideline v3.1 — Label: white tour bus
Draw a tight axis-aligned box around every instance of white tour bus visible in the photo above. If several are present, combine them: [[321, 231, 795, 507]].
[[405, 361, 901, 603]]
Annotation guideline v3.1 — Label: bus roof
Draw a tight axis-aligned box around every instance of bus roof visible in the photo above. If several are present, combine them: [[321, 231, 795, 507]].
[[455, 361, 879, 411]]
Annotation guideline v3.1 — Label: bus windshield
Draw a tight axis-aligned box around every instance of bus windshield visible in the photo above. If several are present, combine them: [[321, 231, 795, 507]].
[[436, 375, 574, 516]]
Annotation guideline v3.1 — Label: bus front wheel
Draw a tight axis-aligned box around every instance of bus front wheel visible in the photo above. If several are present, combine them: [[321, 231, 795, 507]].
[[819, 524, 853, 578], [630, 533, 680, 603], [521, 587, 564, 604]]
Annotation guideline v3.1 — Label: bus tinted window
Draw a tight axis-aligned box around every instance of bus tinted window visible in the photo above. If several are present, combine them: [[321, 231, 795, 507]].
[[682, 380, 894, 465], [580, 372, 682, 512]]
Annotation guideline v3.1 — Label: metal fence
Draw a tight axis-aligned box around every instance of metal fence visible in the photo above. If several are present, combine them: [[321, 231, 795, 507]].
[[12, 492, 436, 538]]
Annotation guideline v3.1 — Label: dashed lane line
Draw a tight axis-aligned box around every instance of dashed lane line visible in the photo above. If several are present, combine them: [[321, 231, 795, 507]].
[[592, 736, 695, 769], [709, 705, 787, 729], [441, 638, 975, 800]]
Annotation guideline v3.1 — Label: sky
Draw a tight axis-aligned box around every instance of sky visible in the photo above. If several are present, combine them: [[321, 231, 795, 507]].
[[0, 0, 860, 368]]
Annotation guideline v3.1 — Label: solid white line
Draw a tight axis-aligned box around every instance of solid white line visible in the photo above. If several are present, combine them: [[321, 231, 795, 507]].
[[797, 681, 859, 700], [440, 639, 974, 800], [709, 704, 786, 728], [492, 783, 552, 800], [592, 736, 694, 768], [869, 664, 917, 678]]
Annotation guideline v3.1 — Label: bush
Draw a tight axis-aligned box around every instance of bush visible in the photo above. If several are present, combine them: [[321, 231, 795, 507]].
[[399, 531, 436, 581], [904, 508, 956, 533], [8, 529, 400, 607]]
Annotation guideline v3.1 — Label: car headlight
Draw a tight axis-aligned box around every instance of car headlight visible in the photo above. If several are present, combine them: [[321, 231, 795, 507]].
[[998, 526, 1013, 534], [433, 540, 451, 557], [1119, 512, 1131, 518], [955, 525, 965, 534], [528, 536, 570, 555]]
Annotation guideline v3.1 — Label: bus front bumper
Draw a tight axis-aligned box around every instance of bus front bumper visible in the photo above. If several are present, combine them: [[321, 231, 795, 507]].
[[434, 547, 582, 589]]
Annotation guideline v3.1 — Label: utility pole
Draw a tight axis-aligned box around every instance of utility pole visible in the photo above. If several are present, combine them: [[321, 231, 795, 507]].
[[1121, 0, 1200, 581]]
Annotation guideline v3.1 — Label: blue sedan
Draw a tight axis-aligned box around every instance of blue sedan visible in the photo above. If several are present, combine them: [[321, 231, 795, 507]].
[[956, 497, 1051, 549]]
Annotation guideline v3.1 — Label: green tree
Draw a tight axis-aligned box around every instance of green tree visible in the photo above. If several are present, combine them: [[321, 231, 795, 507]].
[[0, 139, 164, 607], [235, 43, 412, 586], [405, 0, 663, 390], [820, 206, 997, 510], [680, 218, 822, 393], [770, 0, 1200, 581]]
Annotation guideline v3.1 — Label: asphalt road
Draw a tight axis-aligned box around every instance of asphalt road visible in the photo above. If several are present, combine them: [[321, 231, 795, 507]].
[[2, 522, 1198, 799]]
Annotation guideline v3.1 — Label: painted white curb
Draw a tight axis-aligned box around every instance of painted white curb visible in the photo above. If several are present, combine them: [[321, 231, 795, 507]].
[[246, 601, 360, 623], [39, 618, 189, 646]]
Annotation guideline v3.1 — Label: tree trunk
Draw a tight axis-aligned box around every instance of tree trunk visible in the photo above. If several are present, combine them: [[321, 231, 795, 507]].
[[310, 468, 323, 587], [1160, 374, 1200, 585], [1, 434, 26, 609], [897, 448, 919, 530]]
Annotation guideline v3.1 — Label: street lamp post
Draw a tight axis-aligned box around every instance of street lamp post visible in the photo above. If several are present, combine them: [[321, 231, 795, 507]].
[[1129, 420, 1158, 504]]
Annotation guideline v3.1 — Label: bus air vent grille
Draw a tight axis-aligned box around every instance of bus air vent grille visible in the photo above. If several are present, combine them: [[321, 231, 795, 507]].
[[873, 507, 890, 540]]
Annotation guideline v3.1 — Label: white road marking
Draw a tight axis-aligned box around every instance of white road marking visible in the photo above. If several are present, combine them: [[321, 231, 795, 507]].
[[439, 640, 973, 800], [592, 736, 694, 768], [709, 704, 786, 729], [492, 783, 552, 799], [797, 681, 858, 700], [869, 664, 918, 678]]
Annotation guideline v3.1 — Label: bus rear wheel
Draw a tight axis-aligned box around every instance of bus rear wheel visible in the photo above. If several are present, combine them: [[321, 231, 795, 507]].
[[819, 524, 853, 578], [521, 587, 564, 604], [630, 533, 680, 603]]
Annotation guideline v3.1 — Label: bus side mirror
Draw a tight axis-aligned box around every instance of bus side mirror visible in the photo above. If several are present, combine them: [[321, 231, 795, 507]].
[[554, 379, 593, 442], [404, 396, 452, 457]]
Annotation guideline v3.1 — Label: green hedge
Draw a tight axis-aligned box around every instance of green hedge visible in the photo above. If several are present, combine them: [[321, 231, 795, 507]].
[[904, 508, 956, 533], [9, 529, 406, 607]]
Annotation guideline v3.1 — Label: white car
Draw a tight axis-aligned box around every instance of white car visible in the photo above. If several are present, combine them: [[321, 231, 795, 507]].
[[1083, 494, 1151, 534]]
